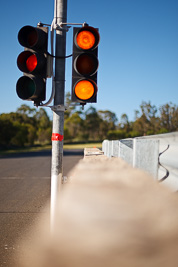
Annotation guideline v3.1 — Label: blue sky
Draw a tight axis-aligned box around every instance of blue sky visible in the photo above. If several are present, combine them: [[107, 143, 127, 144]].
[[1, 0, 178, 121]]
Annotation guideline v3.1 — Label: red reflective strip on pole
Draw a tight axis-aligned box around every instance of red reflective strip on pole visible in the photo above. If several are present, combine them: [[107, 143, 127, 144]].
[[51, 133, 64, 141]]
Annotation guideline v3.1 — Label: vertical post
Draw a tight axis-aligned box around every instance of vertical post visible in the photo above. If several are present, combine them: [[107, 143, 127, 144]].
[[102, 140, 108, 156], [51, 0, 67, 230], [111, 140, 120, 157], [133, 138, 159, 179], [119, 139, 133, 165]]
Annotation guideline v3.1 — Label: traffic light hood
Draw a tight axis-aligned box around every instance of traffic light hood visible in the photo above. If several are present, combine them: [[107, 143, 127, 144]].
[[18, 25, 48, 51]]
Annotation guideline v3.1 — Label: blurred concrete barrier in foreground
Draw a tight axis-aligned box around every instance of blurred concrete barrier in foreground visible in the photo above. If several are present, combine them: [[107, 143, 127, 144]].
[[16, 147, 178, 267]]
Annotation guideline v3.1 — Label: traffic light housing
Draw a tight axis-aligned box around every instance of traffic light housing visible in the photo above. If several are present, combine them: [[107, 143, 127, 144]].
[[71, 26, 100, 104], [16, 25, 48, 106]]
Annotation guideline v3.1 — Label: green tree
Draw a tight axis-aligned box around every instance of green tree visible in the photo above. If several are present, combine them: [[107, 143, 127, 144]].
[[84, 107, 102, 140], [34, 108, 52, 144], [132, 101, 159, 136], [16, 104, 36, 117], [64, 92, 77, 119], [26, 124, 37, 146], [10, 122, 28, 147], [98, 110, 117, 139], [119, 113, 132, 133], [0, 113, 29, 147], [0, 116, 16, 147], [98, 110, 117, 125], [107, 129, 127, 140], [159, 103, 178, 132], [64, 112, 83, 141]]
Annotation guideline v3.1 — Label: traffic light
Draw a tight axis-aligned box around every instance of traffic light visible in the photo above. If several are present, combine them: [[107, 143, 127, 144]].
[[71, 26, 100, 104], [16, 25, 48, 106]]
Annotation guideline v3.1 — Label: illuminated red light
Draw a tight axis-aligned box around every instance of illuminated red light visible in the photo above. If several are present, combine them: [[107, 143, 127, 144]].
[[26, 54, 37, 72]]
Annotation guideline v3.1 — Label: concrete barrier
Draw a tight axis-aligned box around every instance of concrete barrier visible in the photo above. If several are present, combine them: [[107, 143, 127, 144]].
[[16, 148, 178, 267]]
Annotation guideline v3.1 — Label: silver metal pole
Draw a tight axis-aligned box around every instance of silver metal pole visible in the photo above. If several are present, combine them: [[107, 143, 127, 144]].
[[51, 0, 67, 231]]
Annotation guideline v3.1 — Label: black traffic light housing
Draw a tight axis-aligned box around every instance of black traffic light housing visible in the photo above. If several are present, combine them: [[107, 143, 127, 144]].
[[71, 26, 100, 105], [16, 25, 48, 106]]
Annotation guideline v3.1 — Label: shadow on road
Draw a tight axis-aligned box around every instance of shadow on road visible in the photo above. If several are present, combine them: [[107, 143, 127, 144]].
[[0, 149, 84, 159]]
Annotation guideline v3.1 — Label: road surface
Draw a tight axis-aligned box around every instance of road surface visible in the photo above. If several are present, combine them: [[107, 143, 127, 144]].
[[0, 149, 83, 266]]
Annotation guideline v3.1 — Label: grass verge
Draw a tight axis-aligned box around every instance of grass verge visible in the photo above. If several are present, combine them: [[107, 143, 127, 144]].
[[0, 143, 102, 155]]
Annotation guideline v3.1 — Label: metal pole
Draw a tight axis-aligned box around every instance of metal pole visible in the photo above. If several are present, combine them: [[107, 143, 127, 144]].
[[51, 0, 67, 231]]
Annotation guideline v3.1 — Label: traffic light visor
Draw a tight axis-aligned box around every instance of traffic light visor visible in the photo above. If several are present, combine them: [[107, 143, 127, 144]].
[[18, 26, 38, 48], [18, 26, 48, 51], [75, 26, 100, 50], [74, 80, 97, 100]]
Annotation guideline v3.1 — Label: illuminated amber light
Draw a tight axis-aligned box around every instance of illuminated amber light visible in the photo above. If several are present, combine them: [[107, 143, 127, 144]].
[[26, 54, 37, 72], [75, 80, 94, 100], [76, 30, 95, 50]]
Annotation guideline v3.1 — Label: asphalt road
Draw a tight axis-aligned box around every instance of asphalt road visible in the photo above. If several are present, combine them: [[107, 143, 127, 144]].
[[0, 149, 83, 267]]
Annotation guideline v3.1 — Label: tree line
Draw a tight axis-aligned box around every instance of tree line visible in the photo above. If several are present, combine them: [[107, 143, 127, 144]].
[[64, 98, 178, 141], [0, 105, 52, 148], [1, 96, 178, 149]]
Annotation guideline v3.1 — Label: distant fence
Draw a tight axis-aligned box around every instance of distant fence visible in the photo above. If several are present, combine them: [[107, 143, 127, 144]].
[[102, 132, 178, 191]]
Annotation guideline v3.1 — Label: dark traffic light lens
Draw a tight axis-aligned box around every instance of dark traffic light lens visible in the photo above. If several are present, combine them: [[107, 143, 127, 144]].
[[16, 76, 36, 100], [75, 53, 98, 76], [27, 30, 38, 47], [24, 79, 36, 97], [18, 26, 38, 48]]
